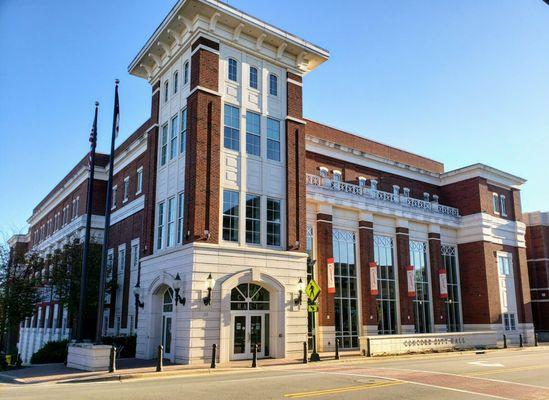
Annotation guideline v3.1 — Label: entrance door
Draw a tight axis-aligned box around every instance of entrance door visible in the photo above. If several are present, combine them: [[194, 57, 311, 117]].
[[161, 288, 174, 358], [231, 313, 266, 360]]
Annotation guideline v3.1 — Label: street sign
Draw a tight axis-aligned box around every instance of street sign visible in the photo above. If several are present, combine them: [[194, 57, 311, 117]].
[[308, 304, 318, 313], [306, 279, 321, 302]]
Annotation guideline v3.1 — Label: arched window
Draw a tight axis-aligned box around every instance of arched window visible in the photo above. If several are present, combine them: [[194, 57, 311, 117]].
[[164, 80, 169, 103], [230, 283, 270, 310], [269, 73, 278, 96], [173, 71, 179, 94], [184, 61, 189, 84], [163, 288, 174, 312], [333, 170, 342, 182], [228, 58, 238, 81], [249, 66, 258, 89]]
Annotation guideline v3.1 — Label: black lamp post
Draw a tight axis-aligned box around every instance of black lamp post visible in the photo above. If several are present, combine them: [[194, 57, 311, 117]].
[[133, 282, 144, 309], [294, 278, 305, 306], [203, 273, 215, 306], [173, 273, 186, 306]]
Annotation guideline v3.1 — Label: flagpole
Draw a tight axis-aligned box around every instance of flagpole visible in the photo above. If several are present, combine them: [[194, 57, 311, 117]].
[[77, 101, 99, 341], [95, 80, 119, 343]]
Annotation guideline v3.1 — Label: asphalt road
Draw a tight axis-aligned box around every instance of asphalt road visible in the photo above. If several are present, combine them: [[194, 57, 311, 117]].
[[2, 348, 549, 399]]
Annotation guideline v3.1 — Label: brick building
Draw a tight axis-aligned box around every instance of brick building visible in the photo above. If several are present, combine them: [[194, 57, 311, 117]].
[[8, 0, 535, 364]]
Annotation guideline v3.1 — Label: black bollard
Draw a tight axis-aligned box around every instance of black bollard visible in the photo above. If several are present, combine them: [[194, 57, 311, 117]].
[[503, 334, 507, 349], [519, 334, 523, 348], [335, 338, 340, 360], [535, 333, 539, 347], [211, 344, 217, 368], [109, 345, 117, 373], [303, 341, 308, 364], [251, 344, 257, 368], [156, 345, 163, 372], [366, 337, 372, 357]]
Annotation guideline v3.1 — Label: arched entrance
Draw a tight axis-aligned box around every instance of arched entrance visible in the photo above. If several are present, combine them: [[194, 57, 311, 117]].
[[230, 283, 270, 360]]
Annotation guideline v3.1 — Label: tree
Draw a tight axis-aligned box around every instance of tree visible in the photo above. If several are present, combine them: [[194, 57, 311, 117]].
[[0, 244, 41, 354]]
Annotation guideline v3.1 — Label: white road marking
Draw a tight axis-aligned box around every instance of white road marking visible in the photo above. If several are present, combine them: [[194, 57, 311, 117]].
[[469, 361, 505, 367]]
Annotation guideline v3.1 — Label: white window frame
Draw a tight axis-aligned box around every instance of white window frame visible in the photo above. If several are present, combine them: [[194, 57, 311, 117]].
[[177, 192, 184, 244], [269, 73, 278, 96], [500, 195, 507, 217], [157, 202, 165, 250], [493, 193, 500, 214], [183, 61, 189, 85], [180, 108, 187, 154], [123, 176, 130, 203], [167, 197, 176, 247], [228, 58, 238, 82], [112, 185, 118, 210], [249, 66, 258, 89], [136, 167, 143, 195], [170, 114, 179, 161], [164, 80, 169, 103], [173, 70, 178, 94], [160, 123, 168, 166]]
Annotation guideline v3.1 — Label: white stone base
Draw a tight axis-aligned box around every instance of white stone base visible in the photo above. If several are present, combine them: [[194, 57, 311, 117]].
[[66, 343, 112, 371], [359, 331, 497, 356]]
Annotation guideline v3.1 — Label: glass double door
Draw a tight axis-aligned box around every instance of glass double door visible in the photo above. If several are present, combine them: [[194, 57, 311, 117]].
[[232, 313, 267, 360]]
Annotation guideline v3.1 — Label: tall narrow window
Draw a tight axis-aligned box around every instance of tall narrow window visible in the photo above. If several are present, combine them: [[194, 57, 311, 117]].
[[75, 197, 80, 217], [164, 81, 169, 103], [112, 186, 118, 209], [442, 244, 462, 332], [183, 61, 189, 85], [170, 115, 178, 160], [410, 240, 431, 333], [123, 177, 129, 203], [180, 108, 187, 154], [374, 235, 397, 335], [136, 167, 143, 195], [333, 230, 358, 348], [167, 197, 176, 247], [173, 71, 178, 94], [105, 249, 114, 304], [228, 58, 237, 81], [160, 124, 168, 166], [269, 74, 278, 96], [246, 111, 260, 156], [157, 202, 165, 250], [245, 194, 261, 245], [222, 190, 239, 242], [224, 104, 240, 151], [266, 198, 281, 246], [267, 118, 280, 161], [177, 192, 184, 244], [117, 246, 126, 300], [500, 195, 507, 217], [493, 193, 500, 214], [249, 66, 258, 89]]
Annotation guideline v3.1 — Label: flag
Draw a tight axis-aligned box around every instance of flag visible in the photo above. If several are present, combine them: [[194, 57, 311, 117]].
[[114, 79, 120, 138], [88, 103, 98, 171]]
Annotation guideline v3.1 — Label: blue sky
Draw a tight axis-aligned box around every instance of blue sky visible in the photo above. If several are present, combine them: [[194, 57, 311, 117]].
[[1, 0, 548, 241]]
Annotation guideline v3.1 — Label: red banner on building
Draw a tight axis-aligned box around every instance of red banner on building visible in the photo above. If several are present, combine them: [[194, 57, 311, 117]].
[[439, 268, 448, 299], [406, 265, 416, 297], [327, 257, 336, 294], [369, 262, 378, 295]]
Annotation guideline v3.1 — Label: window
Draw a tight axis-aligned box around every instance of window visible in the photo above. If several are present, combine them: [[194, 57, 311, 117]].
[[374, 235, 397, 335], [266, 118, 280, 161], [170, 115, 178, 160], [180, 108, 187, 153], [123, 177, 129, 203], [136, 167, 143, 195], [222, 190, 239, 242], [230, 283, 269, 311], [167, 197, 176, 247], [173, 71, 178, 94], [410, 240, 431, 333], [117, 246, 126, 297], [269, 73, 278, 96], [75, 197, 80, 217], [498, 254, 512, 276], [503, 313, 516, 331], [333, 170, 342, 182], [228, 58, 237, 81], [500, 195, 507, 217], [319, 167, 328, 178], [183, 61, 189, 85], [160, 124, 168, 166], [246, 111, 261, 156], [112, 186, 118, 209], [164, 80, 169, 103], [442, 245, 462, 332], [266, 198, 281, 246], [245, 194, 261, 245], [105, 249, 114, 303], [249, 66, 258, 89], [71, 200, 76, 220], [177, 192, 184, 244], [493, 193, 500, 214], [358, 177, 367, 188], [131, 242, 139, 271], [333, 230, 358, 348], [224, 104, 240, 151], [157, 202, 165, 250]]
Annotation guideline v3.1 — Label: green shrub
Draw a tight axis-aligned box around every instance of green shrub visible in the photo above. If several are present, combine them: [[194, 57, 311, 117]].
[[101, 335, 136, 358], [30, 340, 69, 364]]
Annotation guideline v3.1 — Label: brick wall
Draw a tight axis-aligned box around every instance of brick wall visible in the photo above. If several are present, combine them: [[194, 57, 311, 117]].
[[396, 227, 414, 326], [358, 221, 377, 327], [316, 213, 335, 327]]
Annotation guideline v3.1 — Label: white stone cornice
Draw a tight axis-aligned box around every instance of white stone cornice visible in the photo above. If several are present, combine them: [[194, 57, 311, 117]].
[[286, 116, 307, 125], [523, 211, 549, 227], [457, 213, 526, 247], [232, 23, 244, 42], [148, 52, 163, 68], [276, 42, 287, 60], [140, 63, 153, 79], [209, 12, 220, 31], [255, 33, 267, 51], [157, 41, 171, 59], [167, 29, 183, 46], [110, 196, 145, 226]]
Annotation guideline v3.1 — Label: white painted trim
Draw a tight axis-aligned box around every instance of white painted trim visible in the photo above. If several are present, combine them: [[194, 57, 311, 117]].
[[112, 134, 148, 175], [441, 163, 526, 189], [190, 43, 220, 57], [188, 85, 222, 97], [527, 258, 549, 262], [457, 213, 526, 247], [110, 196, 145, 226], [523, 211, 549, 227], [286, 78, 302, 87], [286, 116, 306, 125]]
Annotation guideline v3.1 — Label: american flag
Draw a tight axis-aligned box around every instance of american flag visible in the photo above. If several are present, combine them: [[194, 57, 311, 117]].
[[88, 103, 98, 171], [114, 79, 120, 138]]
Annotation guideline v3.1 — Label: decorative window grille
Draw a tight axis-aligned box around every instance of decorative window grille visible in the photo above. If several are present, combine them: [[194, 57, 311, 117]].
[[410, 240, 432, 333], [374, 235, 397, 334]]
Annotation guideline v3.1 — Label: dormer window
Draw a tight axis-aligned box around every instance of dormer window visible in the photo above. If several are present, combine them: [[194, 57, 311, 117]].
[[332, 170, 342, 182], [269, 74, 278, 96], [228, 58, 237, 82], [173, 71, 179, 94], [319, 167, 328, 178], [358, 176, 367, 188], [500, 195, 507, 216], [493, 193, 500, 214]]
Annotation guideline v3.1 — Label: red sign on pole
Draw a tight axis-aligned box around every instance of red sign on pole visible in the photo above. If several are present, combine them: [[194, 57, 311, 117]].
[[406, 265, 416, 297], [369, 262, 378, 295], [439, 268, 448, 299], [327, 257, 336, 294]]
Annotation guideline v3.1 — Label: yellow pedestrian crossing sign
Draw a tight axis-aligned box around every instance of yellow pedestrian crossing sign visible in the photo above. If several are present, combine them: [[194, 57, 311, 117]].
[[307, 303, 318, 313], [306, 279, 321, 302]]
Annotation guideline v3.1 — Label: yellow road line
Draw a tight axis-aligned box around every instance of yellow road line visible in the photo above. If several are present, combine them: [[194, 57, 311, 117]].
[[469, 364, 549, 377], [284, 380, 404, 398]]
